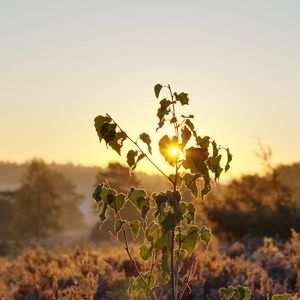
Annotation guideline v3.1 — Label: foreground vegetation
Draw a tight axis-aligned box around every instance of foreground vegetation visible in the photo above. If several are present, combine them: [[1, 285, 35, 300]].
[[0, 231, 299, 300]]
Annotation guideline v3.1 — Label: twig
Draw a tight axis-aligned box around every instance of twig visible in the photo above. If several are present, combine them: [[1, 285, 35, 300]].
[[178, 258, 197, 300], [106, 113, 172, 184]]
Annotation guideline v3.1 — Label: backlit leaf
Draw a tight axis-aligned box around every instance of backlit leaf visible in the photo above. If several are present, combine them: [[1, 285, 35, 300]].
[[180, 225, 199, 254], [200, 226, 212, 245], [130, 220, 140, 240], [127, 150, 138, 168], [114, 219, 126, 234], [140, 132, 152, 154], [225, 148, 233, 172], [154, 83, 163, 98], [127, 188, 150, 219], [175, 92, 189, 105], [183, 173, 199, 198], [139, 244, 152, 260]]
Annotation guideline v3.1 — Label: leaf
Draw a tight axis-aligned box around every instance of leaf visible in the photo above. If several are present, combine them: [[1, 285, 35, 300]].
[[207, 155, 223, 180], [100, 122, 117, 144], [185, 119, 197, 137], [109, 131, 127, 155], [156, 99, 172, 131], [180, 225, 200, 254], [182, 147, 209, 174], [200, 226, 212, 245], [129, 273, 156, 299], [183, 173, 199, 198], [139, 132, 152, 154], [130, 220, 140, 240], [212, 140, 218, 157], [92, 184, 117, 226], [175, 92, 189, 105], [107, 193, 126, 213], [186, 203, 196, 224], [114, 219, 126, 234], [225, 148, 233, 172], [201, 171, 211, 199], [99, 202, 108, 224], [196, 135, 210, 149], [181, 114, 194, 118], [127, 188, 150, 219], [94, 115, 112, 142], [219, 286, 251, 300], [180, 126, 192, 149], [159, 135, 179, 165], [127, 150, 138, 168], [235, 286, 251, 300], [219, 286, 235, 300], [271, 294, 290, 300], [139, 244, 152, 260], [154, 191, 182, 231], [92, 184, 103, 203], [154, 83, 163, 98]]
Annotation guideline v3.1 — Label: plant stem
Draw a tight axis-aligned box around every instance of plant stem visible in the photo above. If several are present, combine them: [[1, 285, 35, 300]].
[[115, 212, 158, 300], [106, 113, 172, 184]]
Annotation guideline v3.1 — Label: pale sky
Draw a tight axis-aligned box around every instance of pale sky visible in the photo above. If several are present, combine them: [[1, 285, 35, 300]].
[[1, 1, 299, 179]]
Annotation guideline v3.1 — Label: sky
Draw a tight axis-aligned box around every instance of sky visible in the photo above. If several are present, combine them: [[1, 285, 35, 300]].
[[0, 1, 299, 179]]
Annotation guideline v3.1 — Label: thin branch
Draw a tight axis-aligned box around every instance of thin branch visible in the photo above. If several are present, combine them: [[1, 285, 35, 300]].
[[106, 113, 172, 184], [122, 228, 158, 300], [178, 258, 197, 300]]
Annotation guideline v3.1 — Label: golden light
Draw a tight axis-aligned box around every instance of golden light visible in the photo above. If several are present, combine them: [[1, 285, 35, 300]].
[[169, 147, 179, 156]]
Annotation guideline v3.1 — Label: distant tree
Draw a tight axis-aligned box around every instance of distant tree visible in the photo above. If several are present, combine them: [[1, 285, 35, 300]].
[[95, 162, 139, 193], [11, 159, 85, 240], [201, 174, 300, 239], [50, 172, 85, 230], [0, 191, 15, 240]]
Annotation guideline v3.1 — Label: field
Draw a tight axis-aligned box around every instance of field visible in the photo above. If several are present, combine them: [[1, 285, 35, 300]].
[[1, 230, 300, 300]]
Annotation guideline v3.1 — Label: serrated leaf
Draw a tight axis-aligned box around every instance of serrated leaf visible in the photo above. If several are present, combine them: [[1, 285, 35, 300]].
[[92, 184, 103, 203], [180, 126, 192, 149], [109, 131, 127, 155], [219, 286, 251, 300], [225, 148, 233, 172], [127, 150, 138, 168], [212, 140, 218, 157], [130, 220, 140, 240], [185, 119, 197, 137], [183, 173, 199, 198], [159, 135, 179, 165], [107, 193, 126, 213], [235, 286, 251, 300], [182, 147, 209, 174], [200, 226, 212, 245], [154, 83, 163, 98], [180, 225, 199, 254], [114, 219, 126, 234], [207, 155, 223, 180], [139, 132, 152, 154], [196, 135, 210, 149], [175, 92, 189, 105], [100, 122, 117, 144], [139, 244, 152, 260], [94, 115, 112, 142], [127, 188, 150, 219], [201, 171, 211, 199], [219, 286, 235, 299]]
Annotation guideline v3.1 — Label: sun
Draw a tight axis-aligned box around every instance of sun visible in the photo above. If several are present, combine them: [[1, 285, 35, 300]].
[[169, 147, 179, 156]]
